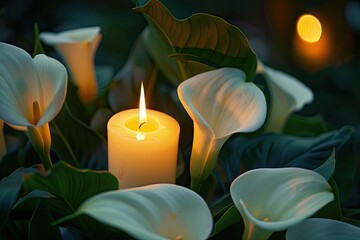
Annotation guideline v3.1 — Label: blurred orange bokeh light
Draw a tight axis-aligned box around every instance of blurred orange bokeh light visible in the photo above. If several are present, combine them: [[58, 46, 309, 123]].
[[297, 14, 322, 43]]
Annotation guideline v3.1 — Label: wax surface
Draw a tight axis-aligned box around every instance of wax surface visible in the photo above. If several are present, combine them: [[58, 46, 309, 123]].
[[108, 109, 180, 189]]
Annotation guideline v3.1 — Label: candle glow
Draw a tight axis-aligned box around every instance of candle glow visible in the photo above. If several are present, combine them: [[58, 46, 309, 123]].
[[108, 84, 180, 189]]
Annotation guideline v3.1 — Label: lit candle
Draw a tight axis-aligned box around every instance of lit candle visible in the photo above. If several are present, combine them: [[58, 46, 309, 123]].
[[108, 83, 180, 189]]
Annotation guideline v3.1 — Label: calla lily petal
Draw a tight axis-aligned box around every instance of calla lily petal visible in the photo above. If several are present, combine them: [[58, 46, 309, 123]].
[[0, 43, 67, 127], [286, 218, 360, 240], [177, 68, 267, 190], [40, 27, 101, 103], [257, 62, 314, 132], [70, 184, 213, 240], [230, 168, 334, 240], [33, 54, 67, 126], [39, 27, 101, 44], [0, 42, 38, 126]]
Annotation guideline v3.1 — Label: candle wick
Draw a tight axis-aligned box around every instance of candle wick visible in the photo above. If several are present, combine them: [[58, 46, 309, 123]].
[[139, 121, 147, 130]]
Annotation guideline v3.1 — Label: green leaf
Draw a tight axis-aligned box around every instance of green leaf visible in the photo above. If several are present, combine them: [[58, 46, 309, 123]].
[[0, 166, 41, 232], [143, 26, 182, 86], [51, 103, 108, 169], [332, 131, 358, 202], [29, 201, 62, 240], [170, 53, 216, 78], [342, 208, 360, 219], [212, 205, 242, 236], [313, 149, 335, 181], [13, 190, 72, 219], [314, 178, 342, 220], [56, 213, 133, 240], [210, 194, 233, 219], [215, 126, 353, 194], [283, 114, 329, 137], [23, 161, 118, 210], [32, 23, 45, 57], [134, 0, 257, 81], [108, 30, 154, 112], [286, 218, 360, 240]]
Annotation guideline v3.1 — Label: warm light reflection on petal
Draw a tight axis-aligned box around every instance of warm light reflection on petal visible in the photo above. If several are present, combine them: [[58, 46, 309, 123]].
[[40, 27, 101, 103], [230, 168, 334, 240], [178, 68, 267, 190], [73, 184, 213, 240]]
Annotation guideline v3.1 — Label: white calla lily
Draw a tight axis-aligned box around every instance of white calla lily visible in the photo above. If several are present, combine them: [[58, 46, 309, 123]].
[[70, 184, 213, 240], [177, 68, 267, 191], [286, 218, 360, 240], [0, 42, 67, 170], [257, 62, 314, 132], [230, 168, 334, 240], [40, 27, 101, 103]]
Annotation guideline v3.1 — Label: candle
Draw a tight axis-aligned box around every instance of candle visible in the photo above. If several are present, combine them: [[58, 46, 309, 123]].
[[108, 83, 180, 189]]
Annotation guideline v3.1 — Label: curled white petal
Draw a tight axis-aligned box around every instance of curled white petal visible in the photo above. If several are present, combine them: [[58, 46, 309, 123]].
[[40, 27, 101, 103], [230, 168, 334, 240], [33, 54, 68, 126], [177, 68, 267, 190], [286, 218, 360, 240], [258, 62, 314, 132], [40, 27, 101, 44], [75, 184, 213, 240]]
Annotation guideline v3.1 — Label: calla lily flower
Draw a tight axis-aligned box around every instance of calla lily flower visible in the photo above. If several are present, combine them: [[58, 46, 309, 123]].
[[286, 218, 360, 240], [40, 27, 101, 103], [257, 62, 314, 132], [0, 120, 6, 158], [0, 42, 67, 170], [177, 68, 267, 191], [59, 184, 213, 240], [230, 168, 334, 240]]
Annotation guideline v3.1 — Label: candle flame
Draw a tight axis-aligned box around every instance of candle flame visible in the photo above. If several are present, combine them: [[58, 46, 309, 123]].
[[139, 82, 147, 129]]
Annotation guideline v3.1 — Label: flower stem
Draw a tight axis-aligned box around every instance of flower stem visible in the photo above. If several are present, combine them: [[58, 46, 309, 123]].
[[27, 123, 53, 171], [38, 149, 53, 171]]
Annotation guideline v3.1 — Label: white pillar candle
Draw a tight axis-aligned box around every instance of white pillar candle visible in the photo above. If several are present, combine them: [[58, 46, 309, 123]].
[[107, 84, 180, 189]]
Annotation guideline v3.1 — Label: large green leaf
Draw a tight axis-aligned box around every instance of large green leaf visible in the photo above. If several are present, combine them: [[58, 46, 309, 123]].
[[215, 126, 353, 194], [286, 218, 360, 240], [212, 205, 242, 236], [134, 0, 257, 81], [56, 213, 133, 240], [23, 161, 118, 210], [108, 29, 155, 112], [13, 190, 72, 219], [51, 103, 107, 170], [29, 201, 62, 240], [283, 114, 329, 137], [0, 166, 41, 232], [143, 26, 182, 86]]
